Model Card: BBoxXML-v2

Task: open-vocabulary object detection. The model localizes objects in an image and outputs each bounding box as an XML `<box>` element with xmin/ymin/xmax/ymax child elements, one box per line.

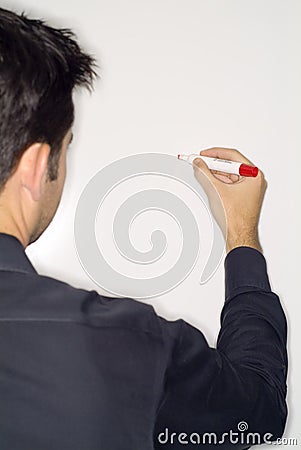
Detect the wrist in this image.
<box><xmin>226</xmin><ymin>228</ymin><xmax>262</xmax><ymax>254</ymax></box>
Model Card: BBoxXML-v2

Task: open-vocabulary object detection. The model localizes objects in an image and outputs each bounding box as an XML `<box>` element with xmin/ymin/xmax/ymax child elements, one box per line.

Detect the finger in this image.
<box><xmin>194</xmin><ymin>160</ymin><xmax>241</xmax><ymax>185</ymax></box>
<box><xmin>211</xmin><ymin>169</ymin><xmax>240</xmax><ymax>181</ymax></box>
<box><xmin>192</xmin><ymin>158</ymin><xmax>219</xmax><ymax>194</ymax></box>
<box><xmin>211</xmin><ymin>172</ymin><xmax>240</xmax><ymax>184</ymax></box>
<box><xmin>199</xmin><ymin>147</ymin><xmax>254</xmax><ymax>166</ymax></box>
<box><xmin>192</xmin><ymin>157</ymin><xmax>218</xmax><ymax>184</ymax></box>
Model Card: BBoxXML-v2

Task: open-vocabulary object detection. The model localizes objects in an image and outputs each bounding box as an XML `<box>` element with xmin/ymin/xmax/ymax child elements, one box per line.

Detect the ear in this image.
<box><xmin>19</xmin><ymin>143</ymin><xmax>51</xmax><ymax>202</ymax></box>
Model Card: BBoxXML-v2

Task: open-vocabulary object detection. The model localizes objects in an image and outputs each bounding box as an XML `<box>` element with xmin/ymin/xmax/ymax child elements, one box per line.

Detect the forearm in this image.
<box><xmin>219</xmin><ymin>247</ymin><xmax>287</xmax><ymax>360</ymax></box>
<box><xmin>217</xmin><ymin>247</ymin><xmax>288</xmax><ymax>426</ymax></box>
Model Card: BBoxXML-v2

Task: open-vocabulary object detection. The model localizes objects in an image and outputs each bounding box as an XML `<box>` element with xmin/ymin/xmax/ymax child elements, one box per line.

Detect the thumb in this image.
<box><xmin>193</xmin><ymin>157</ymin><xmax>218</xmax><ymax>186</ymax></box>
<box><xmin>192</xmin><ymin>157</ymin><xmax>227</xmax><ymax>236</ymax></box>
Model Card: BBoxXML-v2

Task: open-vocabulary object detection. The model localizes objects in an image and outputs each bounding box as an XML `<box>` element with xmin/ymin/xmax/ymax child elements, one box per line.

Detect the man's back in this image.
<box><xmin>0</xmin><ymin>234</ymin><xmax>171</xmax><ymax>449</ymax></box>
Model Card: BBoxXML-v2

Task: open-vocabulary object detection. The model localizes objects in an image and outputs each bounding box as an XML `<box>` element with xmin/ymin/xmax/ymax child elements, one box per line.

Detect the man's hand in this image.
<box><xmin>193</xmin><ymin>148</ymin><xmax>267</xmax><ymax>254</ymax></box>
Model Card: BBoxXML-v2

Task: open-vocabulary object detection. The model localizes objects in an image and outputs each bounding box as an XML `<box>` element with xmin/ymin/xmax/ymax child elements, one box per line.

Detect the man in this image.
<box><xmin>0</xmin><ymin>7</ymin><xmax>287</xmax><ymax>450</ymax></box>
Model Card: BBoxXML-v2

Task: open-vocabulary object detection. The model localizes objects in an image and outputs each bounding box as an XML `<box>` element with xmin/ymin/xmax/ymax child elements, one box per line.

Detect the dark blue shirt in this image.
<box><xmin>0</xmin><ymin>233</ymin><xmax>287</xmax><ymax>449</ymax></box>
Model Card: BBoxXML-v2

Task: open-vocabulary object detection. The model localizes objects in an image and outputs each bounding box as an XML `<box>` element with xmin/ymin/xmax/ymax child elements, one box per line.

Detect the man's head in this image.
<box><xmin>0</xmin><ymin>8</ymin><xmax>96</xmax><ymax>245</ymax></box>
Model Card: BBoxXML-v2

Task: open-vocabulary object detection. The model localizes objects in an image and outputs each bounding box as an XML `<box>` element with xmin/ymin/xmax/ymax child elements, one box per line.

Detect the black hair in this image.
<box><xmin>0</xmin><ymin>7</ymin><xmax>97</xmax><ymax>189</ymax></box>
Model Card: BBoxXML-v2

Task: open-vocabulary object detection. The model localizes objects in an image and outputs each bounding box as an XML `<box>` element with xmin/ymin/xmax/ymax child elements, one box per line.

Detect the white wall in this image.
<box><xmin>3</xmin><ymin>0</ymin><xmax>300</xmax><ymax>446</ymax></box>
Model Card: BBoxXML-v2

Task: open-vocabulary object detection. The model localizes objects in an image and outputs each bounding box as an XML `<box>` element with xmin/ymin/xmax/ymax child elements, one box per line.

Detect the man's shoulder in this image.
<box><xmin>2</xmin><ymin>269</ymin><xmax>163</xmax><ymax>336</ymax></box>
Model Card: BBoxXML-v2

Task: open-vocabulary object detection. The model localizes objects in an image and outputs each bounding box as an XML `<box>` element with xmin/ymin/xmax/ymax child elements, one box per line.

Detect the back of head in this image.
<box><xmin>0</xmin><ymin>7</ymin><xmax>97</xmax><ymax>191</ymax></box>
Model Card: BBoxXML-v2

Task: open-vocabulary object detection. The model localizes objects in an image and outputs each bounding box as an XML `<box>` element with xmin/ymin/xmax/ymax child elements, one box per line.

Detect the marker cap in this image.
<box><xmin>239</xmin><ymin>164</ymin><xmax>259</xmax><ymax>177</ymax></box>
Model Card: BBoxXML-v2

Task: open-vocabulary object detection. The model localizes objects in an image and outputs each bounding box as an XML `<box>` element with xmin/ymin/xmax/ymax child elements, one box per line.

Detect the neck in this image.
<box><xmin>0</xmin><ymin>204</ymin><xmax>30</xmax><ymax>249</ymax></box>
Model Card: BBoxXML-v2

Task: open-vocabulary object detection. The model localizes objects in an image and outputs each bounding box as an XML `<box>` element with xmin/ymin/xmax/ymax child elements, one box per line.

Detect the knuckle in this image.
<box><xmin>257</xmin><ymin>169</ymin><xmax>265</xmax><ymax>180</ymax></box>
<box><xmin>229</xmin><ymin>148</ymin><xmax>242</xmax><ymax>155</ymax></box>
<box><xmin>257</xmin><ymin>170</ymin><xmax>267</xmax><ymax>188</ymax></box>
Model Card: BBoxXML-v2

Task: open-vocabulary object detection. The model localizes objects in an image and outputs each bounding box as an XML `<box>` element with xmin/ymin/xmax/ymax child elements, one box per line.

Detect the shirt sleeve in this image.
<box><xmin>154</xmin><ymin>247</ymin><xmax>288</xmax><ymax>449</ymax></box>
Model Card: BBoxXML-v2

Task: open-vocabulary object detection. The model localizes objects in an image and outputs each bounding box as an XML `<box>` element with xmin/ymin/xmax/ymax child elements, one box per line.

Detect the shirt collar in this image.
<box><xmin>0</xmin><ymin>232</ymin><xmax>37</xmax><ymax>275</ymax></box>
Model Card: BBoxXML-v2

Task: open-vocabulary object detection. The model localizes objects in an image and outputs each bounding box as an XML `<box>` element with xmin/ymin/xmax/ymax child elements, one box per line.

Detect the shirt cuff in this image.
<box><xmin>224</xmin><ymin>246</ymin><xmax>271</xmax><ymax>302</ymax></box>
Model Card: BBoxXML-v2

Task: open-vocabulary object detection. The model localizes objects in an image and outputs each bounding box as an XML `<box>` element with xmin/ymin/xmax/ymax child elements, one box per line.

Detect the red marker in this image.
<box><xmin>177</xmin><ymin>154</ymin><xmax>258</xmax><ymax>177</ymax></box>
